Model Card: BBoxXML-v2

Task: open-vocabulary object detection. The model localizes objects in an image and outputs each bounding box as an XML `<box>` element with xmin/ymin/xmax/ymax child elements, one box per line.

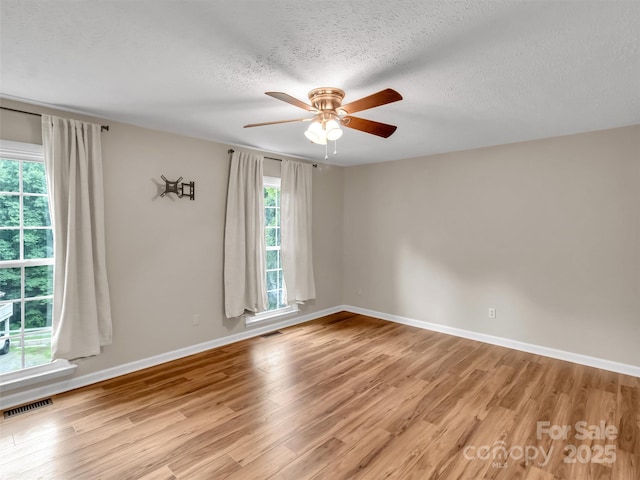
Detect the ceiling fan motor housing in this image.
<box><xmin>308</xmin><ymin>87</ymin><xmax>345</xmax><ymax>113</ymax></box>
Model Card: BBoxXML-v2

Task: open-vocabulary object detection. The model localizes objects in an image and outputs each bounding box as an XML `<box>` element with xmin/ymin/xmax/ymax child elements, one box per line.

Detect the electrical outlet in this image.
<box><xmin>192</xmin><ymin>313</ymin><xmax>200</xmax><ymax>326</ymax></box>
<box><xmin>488</xmin><ymin>308</ymin><xmax>496</xmax><ymax>319</ymax></box>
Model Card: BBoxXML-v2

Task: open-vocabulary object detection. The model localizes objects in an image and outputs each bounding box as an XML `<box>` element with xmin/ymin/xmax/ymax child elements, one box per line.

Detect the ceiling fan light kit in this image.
<box><xmin>324</xmin><ymin>118</ymin><xmax>343</xmax><ymax>141</ymax></box>
<box><xmin>244</xmin><ymin>87</ymin><xmax>403</xmax><ymax>158</ymax></box>
<box><xmin>304</xmin><ymin>111</ymin><xmax>344</xmax><ymax>145</ymax></box>
<box><xmin>304</xmin><ymin>119</ymin><xmax>327</xmax><ymax>145</ymax></box>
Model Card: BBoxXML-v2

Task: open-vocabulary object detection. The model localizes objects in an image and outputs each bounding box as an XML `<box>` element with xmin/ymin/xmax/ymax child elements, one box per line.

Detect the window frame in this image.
<box><xmin>0</xmin><ymin>140</ymin><xmax>54</xmax><ymax>372</ymax></box>
<box><xmin>245</xmin><ymin>175</ymin><xmax>298</xmax><ymax>325</ymax></box>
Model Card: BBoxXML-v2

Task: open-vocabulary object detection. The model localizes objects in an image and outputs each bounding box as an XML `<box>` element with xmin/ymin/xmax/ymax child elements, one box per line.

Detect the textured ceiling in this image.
<box><xmin>1</xmin><ymin>1</ymin><xmax>639</xmax><ymax>166</ymax></box>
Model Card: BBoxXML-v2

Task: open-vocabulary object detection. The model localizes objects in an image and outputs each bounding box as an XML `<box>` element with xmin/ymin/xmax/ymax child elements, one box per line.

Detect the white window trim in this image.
<box><xmin>0</xmin><ymin>140</ymin><xmax>44</xmax><ymax>160</ymax></box>
<box><xmin>0</xmin><ymin>358</ymin><xmax>76</xmax><ymax>391</ymax></box>
<box><xmin>0</xmin><ymin>139</ymin><xmax>77</xmax><ymax>386</ymax></box>
<box><xmin>263</xmin><ymin>175</ymin><xmax>280</xmax><ymax>188</ymax></box>
<box><xmin>244</xmin><ymin>303</ymin><xmax>299</xmax><ymax>326</ymax></box>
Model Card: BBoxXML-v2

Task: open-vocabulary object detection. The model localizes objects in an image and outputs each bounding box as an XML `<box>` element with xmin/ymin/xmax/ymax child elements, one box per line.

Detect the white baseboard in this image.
<box><xmin>0</xmin><ymin>305</ymin><xmax>343</xmax><ymax>410</ymax></box>
<box><xmin>3</xmin><ymin>303</ymin><xmax>637</xmax><ymax>410</ymax></box>
<box><xmin>342</xmin><ymin>305</ymin><xmax>640</xmax><ymax>378</ymax></box>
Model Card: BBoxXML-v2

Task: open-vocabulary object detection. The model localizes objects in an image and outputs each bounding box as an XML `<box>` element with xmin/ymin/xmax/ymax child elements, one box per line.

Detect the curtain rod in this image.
<box><xmin>227</xmin><ymin>149</ymin><xmax>317</xmax><ymax>168</ymax></box>
<box><xmin>1</xmin><ymin>106</ymin><xmax>110</xmax><ymax>132</ymax></box>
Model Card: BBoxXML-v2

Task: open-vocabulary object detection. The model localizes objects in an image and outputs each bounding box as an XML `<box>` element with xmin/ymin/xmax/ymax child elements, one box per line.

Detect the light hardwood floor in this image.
<box><xmin>1</xmin><ymin>312</ymin><xmax>638</xmax><ymax>479</ymax></box>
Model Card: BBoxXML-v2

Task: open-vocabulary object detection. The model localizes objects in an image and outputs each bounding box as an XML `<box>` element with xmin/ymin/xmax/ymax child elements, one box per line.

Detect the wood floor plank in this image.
<box><xmin>347</xmin><ymin>419</ymin><xmax>439</xmax><ymax>479</ymax></box>
<box><xmin>1</xmin><ymin>312</ymin><xmax>637</xmax><ymax>479</ymax></box>
<box><xmin>331</xmin><ymin>382</ymin><xmax>400</xmax><ymax>445</ymax></box>
<box><xmin>310</xmin><ymin>427</ymin><xmax>393</xmax><ymax>480</ymax></box>
<box><xmin>224</xmin><ymin>444</ymin><xmax>296</xmax><ymax>480</ymax></box>
<box><xmin>137</xmin><ymin>465</ymin><xmax>179</xmax><ymax>480</ymax></box>
<box><xmin>619</xmin><ymin>384</ymin><xmax>640</xmax><ymax>455</ymax></box>
<box><xmin>226</xmin><ymin>381</ymin><xmax>360</xmax><ymax>465</ymax></box>
<box><xmin>271</xmin><ymin>436</ymin><xmax>348</xmax><ymax>480</ymax></box>
<box><xmin>169</xmin><ymin>453</ymin><xmax>240</xmax><ymax>480</ymax></box>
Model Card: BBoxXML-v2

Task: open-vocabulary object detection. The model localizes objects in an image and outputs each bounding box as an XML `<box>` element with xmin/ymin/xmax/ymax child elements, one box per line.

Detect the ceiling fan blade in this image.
<box><xmin>244</xmin><ymin>118</ymin><xmax>311</xmax><ymax>128</ymax></box>
<box><xmin>339</xmin><ymin>88</ymin><xmax>403</xmax><ymax>115</ymax></box>
<box><xmin>342</xmin><ymin>116</ymin><xmax>397</xmax><ymax>138</ymax></box>
<box><xmin>265</xmin><ymin>92</ymin><xmax>316</xmax><ymax>112</ymax></box>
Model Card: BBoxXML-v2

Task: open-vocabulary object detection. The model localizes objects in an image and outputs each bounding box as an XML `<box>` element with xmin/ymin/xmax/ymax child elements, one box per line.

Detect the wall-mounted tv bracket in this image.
<box><xmin>160</xmin><ymin>175</ymin><xmax>195</xmax><ymax>201</ymax></box>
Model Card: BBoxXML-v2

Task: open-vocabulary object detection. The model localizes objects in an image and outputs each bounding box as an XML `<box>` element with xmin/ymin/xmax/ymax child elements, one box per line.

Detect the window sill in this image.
<box><xmin>245</xmin><ymin>304</ymin><xmax>299</xmax><ymax>326</ymax></box>
<box><xmin>0</xmin><ymin>359</ymin><xmax>77</xmax><ymax>392</ymax></box>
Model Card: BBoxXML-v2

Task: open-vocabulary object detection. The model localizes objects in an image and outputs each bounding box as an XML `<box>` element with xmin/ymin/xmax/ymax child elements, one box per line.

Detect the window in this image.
<box><xmin>246</xmin><ymin>176</ymin><xmax>297</xmax><ymax>324</ymax></box>
<box><xmin>264</xmin><ymin>176</ymin><xmax>287</xmax><ymax>311</ymax></box>
<box><xmin>0</xmin><ymin>141</ymin><xmax>53</xmax><ymax>374</ymax></box>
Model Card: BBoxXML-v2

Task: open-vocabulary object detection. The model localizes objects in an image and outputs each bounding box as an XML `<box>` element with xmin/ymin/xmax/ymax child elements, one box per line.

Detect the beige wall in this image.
<box><xmin>0</xmin><ymin>99</ymin><xmax>344</xmax><ymax>386</ymax></box>
<box><xmin>344</xmin><ymin>125</ymin><xmax>640</xmax><ymax>366</ymax></box>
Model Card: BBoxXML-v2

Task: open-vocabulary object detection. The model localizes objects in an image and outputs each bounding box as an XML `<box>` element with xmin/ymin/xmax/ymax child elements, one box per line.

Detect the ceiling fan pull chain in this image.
<box><xmin>333</xmin><ymin>140</ymin><xmax>338</xmax><ymax>155</ymax></box>
<box><xmin>324</xmin><ymin>141</ymin><xmax>328</xmax><ymax>160</ymax></box>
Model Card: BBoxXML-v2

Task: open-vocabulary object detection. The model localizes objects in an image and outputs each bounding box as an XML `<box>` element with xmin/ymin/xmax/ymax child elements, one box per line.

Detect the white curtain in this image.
<box><xmin>42</xmin><ymin>115</ymin><xmax>112</xmax><ymax>360</ymax></box>
<box><xmin>281</xmin><ymin>159</ymin><xmax>316</xmax><ymax>304</ymax></box>
<box><xmin>224</xmin><ymin>151</ymin><xmax>267</xmax><ymax>317</ymax></box>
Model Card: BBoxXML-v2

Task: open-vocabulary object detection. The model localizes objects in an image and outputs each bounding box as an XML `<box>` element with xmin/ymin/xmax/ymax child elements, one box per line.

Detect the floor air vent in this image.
<box><xmin>3</xmin><ymin>398</ymin><xmax>53</xmax><ymax>418</ymax></box>
<box><xmin>261</xmin><ymin>330</ymin><xmax>283</xmax><ymax>338</ymax></box>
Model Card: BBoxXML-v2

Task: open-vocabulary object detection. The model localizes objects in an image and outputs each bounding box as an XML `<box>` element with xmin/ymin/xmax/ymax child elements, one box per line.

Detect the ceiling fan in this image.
<box><xmin>244</xmin><ymin>87</ymin><xmax>403</xmax><ymax>146</ymax></box>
